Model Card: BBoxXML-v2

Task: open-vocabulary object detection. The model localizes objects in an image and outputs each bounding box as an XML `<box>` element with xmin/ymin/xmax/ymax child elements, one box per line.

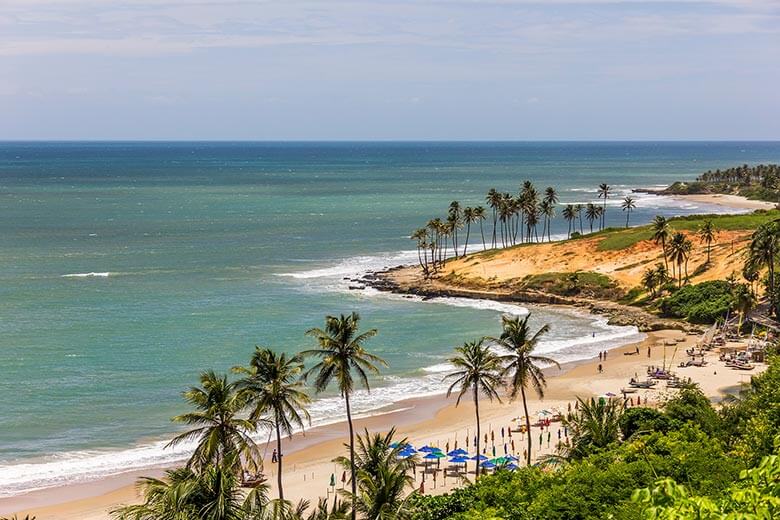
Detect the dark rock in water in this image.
<box><xmin>348</xmin><ymin>285</ymin><xmax>366</xmax><ymax>290</ymax></box>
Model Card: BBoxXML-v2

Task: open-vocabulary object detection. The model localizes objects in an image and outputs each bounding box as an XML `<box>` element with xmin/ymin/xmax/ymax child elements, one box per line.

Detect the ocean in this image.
<box><xmin>1</xmin><ymin>141</ymin><xmax>779</xmax><ymax>496</ymax></box>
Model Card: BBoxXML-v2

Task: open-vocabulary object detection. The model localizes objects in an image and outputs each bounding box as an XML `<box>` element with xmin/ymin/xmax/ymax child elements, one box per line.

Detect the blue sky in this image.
<box><xmin>1</xmin><ymin>0</ymin><xmax>778</xmax><ymax>140</ymax></box>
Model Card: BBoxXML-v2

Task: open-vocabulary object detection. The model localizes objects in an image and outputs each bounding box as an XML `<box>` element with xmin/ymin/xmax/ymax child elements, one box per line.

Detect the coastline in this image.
<box><xmin>3</xmin><ymin>328</ymin><xmax>765</xmax><ymax>519</ymax></box>
<box><xmin>2</xmin><ymin>191</ymin><xmax>771</xmax><ymax>519</ymax></box>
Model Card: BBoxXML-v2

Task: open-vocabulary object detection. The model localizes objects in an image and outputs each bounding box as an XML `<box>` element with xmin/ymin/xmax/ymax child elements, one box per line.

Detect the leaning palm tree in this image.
<box><xmin>334</xmin><ymin>428</ymin><xmax>416</xmax><ymax>520</ymax></box>
<box><xmin>621</xmin><ymin>196</ymin><xmax>636</xmax><ymax>228</ymax></box>
<box><xmin>561</xmin><ymin>397</ymin><xmax>624</xmax><ymax>460</ymax></box>
<box><xmin>112</xmin><ymin>453</ymin><xmax>270</xmax><ymax>520</ymax></box>
<box><xmin>443</xmin><ymin>339</ymin><xmax>504</xmax><ymax>477</ymax></box>
<box><xmin>652</xmin><ymin>215</ymin><xmax>670</xmax><ymax>271</ymax></box>
<box><xmin>597</xmin><ymin>183</ymin><xmax>611</xmax><ymax>228</ymax></box>
<box><xmin>234</xmin><ymin>348</ymin><xmax>311</xmax><ymax>502</ymax></box>
<box><xmin>488</xmin><ymin>314</ymin><xmax>559</xmax><ymax>466</ymax></box>
<box><xmin>698</xmin><ymin>220</ymin><xmax>717</xmax><ymax>264</ymax></box>
<box><xmin>302</xmin><ymin>313</ymin><xmax>387</xmax><ymax>520</ymax></box>
<box><xmin>167</xmin><ymin>371</ymin><xmax>260</xmax><ymax>473</ymax></box>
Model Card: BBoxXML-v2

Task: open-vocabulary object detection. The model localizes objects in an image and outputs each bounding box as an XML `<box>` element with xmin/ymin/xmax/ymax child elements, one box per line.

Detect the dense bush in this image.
<box><xmin>619</xmin><ymin>407</ymin><xmax>670</xmax><ymax>439</ymax></box>
<box><xmin>659</xmin><ymin>280</ymin><xmax>734</xmax><ymax>323</ymax></box>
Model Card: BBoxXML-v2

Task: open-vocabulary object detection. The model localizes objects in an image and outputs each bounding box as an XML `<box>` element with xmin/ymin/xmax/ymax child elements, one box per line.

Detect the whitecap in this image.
<box><xmin>61</xmin><ymin>272</ymin><xmax>111</xmax><ymax>278</ymax></box>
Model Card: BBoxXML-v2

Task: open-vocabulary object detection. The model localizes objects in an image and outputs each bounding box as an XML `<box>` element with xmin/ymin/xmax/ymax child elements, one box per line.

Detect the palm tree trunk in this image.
<box><xmin>345</xmin><ymin>393</ymin><xmax>357</xmax><ymax>520</ymax></box>
<box><xmin>480</xmin><ymin>221</ymin><xmax>486</xmax><ymax>251</ymax></box>
<box><xmin>662</xmin><ymin>238</ymin><xmax>668</xmax><ymax>270</ymax></box>
<box><xmin>463</xmin><ymin>223</ymin><xmax>471</xmax><ymax>256</ymax></box>
<box><xmin>275</xmin><ymin>421</ymin><xmax>284</xmax><ymax>501</ymax></box>
<box><xmin>626</xmin><ymin>211</ymin><xmax>629</xmax><ymax>228</ymax></box>
<box><xmin>521</xmin><ymin>386</ymin><xmax>532</xmax><ymax>466</ymax></box>
<box><xmin>707</xmin><ymin>242</ymin><xmax>711</xmax><ymax>264</ymax></box>
<box><xmin>492</xmin><ymin>213</ymin><xmax>497</xmax><ymax>248</ymax></box>
<box><xmin>474</xmin><ymin>386</ymin><xmax>481</xmax><ymax>478</ymax></box>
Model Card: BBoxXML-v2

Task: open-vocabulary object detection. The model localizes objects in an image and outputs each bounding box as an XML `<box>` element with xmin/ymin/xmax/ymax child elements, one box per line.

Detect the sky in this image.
<box><xmin>0</xmin><ymin>0</ymin><xmax>778</xmax><ymax>140</ymax></box>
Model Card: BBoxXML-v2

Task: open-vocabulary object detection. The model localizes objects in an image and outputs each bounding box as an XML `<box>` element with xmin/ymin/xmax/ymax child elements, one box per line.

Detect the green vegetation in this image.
<box><xmin>513</xmin><ymin>271</ymin><xmax>620</xmax><ymax>299</ymax></box>
<box><xmin>597</xmin><ymin>210</ymin><xmax>780</xmax><ymax>251</ymax></box>
<box><xmin>411</xmin><ymin>182</ymin><xmax>612</xmax><ymax>277</ymax></box>
<box><xmin>409</xmin><ymin>367</ymin><xmax>780</xmax><ymax>520</ymax></box>
<box><xmin>658</xmin><ymin>280</ymin><xmax>735</xmax><ymax>324</ymax></box>
<box><xmin>488</xmin><ymin>314</ymin><xmax>558</xmax><ymax>466</ymax></box>
<box><xmin>664</xmin><ymin>164</ymin><xmax>780</xmax><ymax>203</ymax></box>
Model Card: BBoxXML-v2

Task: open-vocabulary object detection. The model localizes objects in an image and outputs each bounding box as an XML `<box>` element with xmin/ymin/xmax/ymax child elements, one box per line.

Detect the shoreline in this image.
<box><xmin>3</xmin><ymin>191</ymin><xmax>771</xmax><ymax>518</ymax></box>
<box><xmin>4</xmin><ymin>328</ymin><xmax>764</xmax><ymax>519</ymax></box>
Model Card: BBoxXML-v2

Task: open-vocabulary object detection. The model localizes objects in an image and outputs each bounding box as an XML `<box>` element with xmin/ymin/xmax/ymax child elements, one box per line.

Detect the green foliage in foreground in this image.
<box><xmin>409</xmin><ymin>358</ymin><xmax>780</xmax><ymax>520</ymax></box>
<box><xmin>596</xmin><ymin>210</ymin><xmax>780</xmax><ymax>251</ymax></box>
<box><xmin>658</xmin><ymin>280</ymin><xmax>735</xmax><ymax>324</ymax></box>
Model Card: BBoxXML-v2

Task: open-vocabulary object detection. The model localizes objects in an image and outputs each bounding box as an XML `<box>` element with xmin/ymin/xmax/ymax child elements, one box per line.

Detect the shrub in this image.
<box><xmin>659</xmin><ymin>280</ymin><xmax>734</xmax><ymax>323</ymax></box>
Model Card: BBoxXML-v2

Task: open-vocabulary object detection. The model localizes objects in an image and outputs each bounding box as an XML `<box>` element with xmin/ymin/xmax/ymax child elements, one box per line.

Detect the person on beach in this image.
<box><xmin>598</xmin><ymin>363</ymin><xmax>603</xmax><ymax>373</ymax></box>
<box><xmin>539</xmin><ymin>432</ymin><xmax>543</xmax><ymax>447</ymax></box>
<box><xmin>636</xmin><ymin>345</ymin><xmax>640</xmax><ymax>354</ymax></box>
<box><xmin>599</xmin><ymin>351</ymin><xmax>602</xmax><ymax>361</ymax></box>
<box><xmin>271</xmin><ymin>449</ymin><xmax>278</xmax><ymax>463</ymax></box>
<box><xmin>648</xmin><ymin>346</ymin><xmax>651</xmax><ymax>358</ymax></box>
<box><xmin>547</xmin><ymin>431</ymin><xmax>551</xmax><ymax>446</ymax></box>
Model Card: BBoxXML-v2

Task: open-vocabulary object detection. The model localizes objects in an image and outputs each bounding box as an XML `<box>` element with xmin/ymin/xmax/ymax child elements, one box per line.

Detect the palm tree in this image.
<box><xmin>462</xmin><ymin>206</ymin><xmax>476</xmax><ymax>256</ymax></box>
<box><xmin>666</xmin><ymin>232</ymin><xmax>691</xmax><ymax>286</ymax></box>
<box><xmin>641</xmin><ymin>267</ymin><xmax>658</xmax><ymax>299</ymax></box>
<box><xmin>334</xmin><ymin>428</ymin><xmax>416</xmax><ymax>520</ymax></box>
<box><xmin>473</xmin><ymin>205</ymin><xmax>487</xmax><ymax>251</ymax></box>
<box><xmin>621</xmin><ymin>196</ymin><xmax>636</xmax><ymax>228</ymax></box>
<box><xmin>597</xmin><ymin>183</ymin><xmax>611</xmax><ymax>229</ymax></box>
<box><xmin>234</xmin><ymin>348</ymin><xmax>311</xmax><ymax>502</ymax></box>
<box><xmin>112</xmin><ymin>455</ymin><xmax>270</xmax><ymax>520</ymax></box>
<box><xmin>443</xmin><ymin>339</ymin><xmax>504</xmax><ymax>477</ymax></box>
<box><xmin>698</xmin><ymin>220</ymin><xmax>717</xmax><ymax>264</ymax></box>
<box><xmin>539</xmin><ymin>200</ymin><xmax>556</xmax><ymax>242</ymax></box>
<box><xmin>746</xmin><ymin>220</ymin><xmax>780</xmax><ymax>318</ymax></box>
<box><xmin>732</xmin><ymin>284</ymin><xmax>755</xmax><ymax>331</ymax></box>
<box><xmin>574</xmin><ymin>204</ymin><xmax>584</xmax><ymax>234</ymax></box>
<box><xmin>562</xmin><ymin>204</ymin><xmax>575</xmax><ymax>239</ymax></box>
<box><xmin>486</xmin><ymin>189</ymin><xmax>502</xmax><ymax>249</ymax></box>
<box><xmin>302</xmin><ymin>313</ymin><xmax>387</xmax><ymax>520</ymax></box>
<box><xmin>652</xmin><ymin>215</ymin><xmax>670</xmax><ymax>271</ymax></box>
<box><xmin>167</xmin><ymin>371</ymin><xmax>260</xmax><ymax>473</ymax></box>
<box><xmin>595</xmin><ymin>206</ymin><xmax>604</xmax><ymax>231</ymax></box>
<box><xmin>448</xmin><ymin>201</ymin><xmax>462</xmax><ymax>257</ymax></box>
<box><xmin>410</xmin><ymin>228</ymin><xmax>429</xmax><ymax>276</ymax></box>
<box><xmin>562</xmin><ymin>397</ymin><xmax>624</xmax><ymax>460</ymax></box>
<box><xmin>585</xmin><ymin>203</ymin><xmax>598</xmax><ymax>233</ymax></box>
<box><xmin>488</xmin><ymin>314</ymin><xmax>559</xmax><ymax>466</ymax></box>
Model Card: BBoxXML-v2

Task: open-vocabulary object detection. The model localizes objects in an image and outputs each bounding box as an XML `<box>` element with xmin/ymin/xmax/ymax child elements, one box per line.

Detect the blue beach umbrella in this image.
<box><xmin>448</xmin><ymin>448</ymin><xmax>468</xmax><ymax>457</ymax></box>
<box><xmin>506</xmin><ymin>455</ymin><xmax>519</xmax><ymax>462</ymax></box>
<box><xmin>471</xmin><ymin>454</ymin><xmax>488</xmax><ymax>461</ymax></box>
<box><xmin>506</xmin><ymin>463</ymin><xmax>519</xmax><ymax>471</ymax></box>
<box><xmin>419</xmin><ymin>445</ymin><xmax>438</xmax><ymax>453</ymax></box>
<box><xmin>449</xmin><ymin>456</ymin><xmax>469</xmax><ymax>464</ymax></box>
<box><xmin>481</xmin><ymin>461</ymin><xmax>496</xmax><ymax>469</ymax></box>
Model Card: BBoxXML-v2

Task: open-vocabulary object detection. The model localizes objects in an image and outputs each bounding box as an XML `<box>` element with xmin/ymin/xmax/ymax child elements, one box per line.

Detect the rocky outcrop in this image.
<box><xmin>361</xmin><ymin>266</ymin><xmax>701</xmax><ymax>334</ymax></box>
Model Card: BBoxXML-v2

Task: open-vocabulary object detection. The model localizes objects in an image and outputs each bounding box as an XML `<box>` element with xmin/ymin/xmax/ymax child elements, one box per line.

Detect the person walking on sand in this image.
<box><xmin>539</xmin><ymin>432</ymin><xmax>543</xmax><ymax>447</ymax></box>
<box><xmin>598</xmin><ymin>363</ymin><xmax>603</xmax><ymax>373</ymax></box>
<box><xmin>271</xmin><ymin>449</ymin><xmax>278</xmax><ymax>463</ymax></box>
<box><xmin>598</xmin><ymin>351</ymin><xmax>602</xmax><ymax>361</ymax></box>
<box><xmin>547</xmin><ymin>431</ymin><xmax>551</xmax><ymax>447</ymax></box>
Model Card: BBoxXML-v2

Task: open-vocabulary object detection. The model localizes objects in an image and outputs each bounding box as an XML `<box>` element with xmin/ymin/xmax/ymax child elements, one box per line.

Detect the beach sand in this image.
<box><xmin>670</xmin><ymin>193</ymin><xmax>777</xmax><ymax>211</ymax></box>
<box><xmin>2</xmin><ymin>329</ymin><xmax>764</xmax><ymax>520</ymax></box>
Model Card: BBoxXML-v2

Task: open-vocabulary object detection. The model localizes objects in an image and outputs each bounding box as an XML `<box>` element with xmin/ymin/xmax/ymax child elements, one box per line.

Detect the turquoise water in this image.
<box><xmin>1</xmin><ymin>141</ymin><xmax>779</xmax><ymax>495</ymax></box>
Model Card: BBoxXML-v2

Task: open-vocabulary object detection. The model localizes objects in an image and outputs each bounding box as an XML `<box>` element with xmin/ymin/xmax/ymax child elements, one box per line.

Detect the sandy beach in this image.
<box><xmin>670</xmin><ymin>193</ymin><xmax>777</xmax><ymax>211</ymax></box>
<box><xmin>2</xmin><ymin>328</ymin><xmax>764</xmax><ymax>520</ymax></box>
